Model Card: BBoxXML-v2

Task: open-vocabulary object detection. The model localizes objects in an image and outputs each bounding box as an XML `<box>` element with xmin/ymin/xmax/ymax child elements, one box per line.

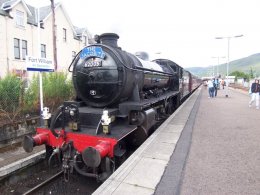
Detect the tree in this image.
<box><xmin>230</xmin><ymin>71</ymin><xmax>249</xmax><ymax>81</ymax></box>
<box><xmin>249</xmin><ymin>67</ymin><xmax>255</xmax><ymax>79</ymax></box>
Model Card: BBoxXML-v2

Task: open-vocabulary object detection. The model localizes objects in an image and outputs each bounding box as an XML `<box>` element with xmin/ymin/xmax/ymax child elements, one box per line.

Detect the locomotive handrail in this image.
<box><xmin>69</xmin><ymin>45</ymin><xmax>174</xmax><ymax>76</ymax></box>
<box><xmin>135</xmin><ymin>66</ymin><xmax>174</xmax><ymax>76</ymax></box>
<box><xmin>49</xmin><ymin>106</ymin><xmax>63</xmax><ymax>137</ymax></box>
<box><xmin>83</xmin><ymin>81</ymin><xmax>122</xmax><ymax>84</ymax></box>
<box><xmin>112</xmin><ymin>49</ymin><xmax>175</xmax><ymax>76</ymax></box>
<box><xmin>100</xmin><ymin>44</ymin><xmax>175</xmax><ymax>76</ymax></box>
<box><xmin>68</xmin><ymin>49</ymin><xmax>82</xmax><ymax>72</ymax></box>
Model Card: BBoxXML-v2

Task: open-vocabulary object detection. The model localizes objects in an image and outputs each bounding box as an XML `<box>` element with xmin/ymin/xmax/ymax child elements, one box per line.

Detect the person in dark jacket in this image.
<box><xmin>249</xmin><ymin>79</ymin><xmax>260</xmax><ymax>109</ymax></box>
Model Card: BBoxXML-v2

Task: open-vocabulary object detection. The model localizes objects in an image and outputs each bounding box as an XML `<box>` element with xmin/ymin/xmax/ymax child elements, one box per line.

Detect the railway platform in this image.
<box><xmin>93</xmin><ymin>86</ymin><xmax>260</xmax><ymax>195</ymax></box>
<box><xmin>0</xmin><ymin>144</ymin><xmax>45</xmax><ymax>178</ymax></box>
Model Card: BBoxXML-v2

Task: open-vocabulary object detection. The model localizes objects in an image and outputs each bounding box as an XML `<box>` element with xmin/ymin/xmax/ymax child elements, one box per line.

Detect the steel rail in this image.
<box><xmin>22</xmin><ymin>170</ymin><xmax>64</xmax><ymax>195</ymax></box>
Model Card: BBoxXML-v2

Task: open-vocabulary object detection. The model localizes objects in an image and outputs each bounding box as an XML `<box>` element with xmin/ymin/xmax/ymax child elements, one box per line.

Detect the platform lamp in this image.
<box><xmin>215</xmin><ymin>34</ymin><xmax>243</xmax><ymax>97</ymax></box>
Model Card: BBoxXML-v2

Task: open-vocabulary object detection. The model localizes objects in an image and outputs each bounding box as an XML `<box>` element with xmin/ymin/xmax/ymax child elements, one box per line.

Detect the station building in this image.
<box><xmin>0</xmin><ymin>0</ymin><xmax>93</xmax><ymax>80</ymax></box>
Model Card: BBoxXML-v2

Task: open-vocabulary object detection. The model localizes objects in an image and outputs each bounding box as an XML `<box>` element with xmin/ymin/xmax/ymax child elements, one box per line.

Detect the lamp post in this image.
<box><xmin>50</xmin><ymin>0</ymin><xmax>57</xmax><ymax>70</ymax></box>
<box><xmin>211</xmin><ymin>56</ymin><xmax>226</xmax><ymax>78</ymax></box>
<box><xmin>215</xmin><ymin>34</ymin><xmax>243</xmax><ymax>97</ymax></box>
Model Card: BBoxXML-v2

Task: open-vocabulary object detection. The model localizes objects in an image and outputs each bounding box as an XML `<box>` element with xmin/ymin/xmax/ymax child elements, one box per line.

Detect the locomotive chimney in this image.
<box><xmin>98</xmin><ymin>33</ymin><xmax>119</xmax><ymax>47</ymax></box>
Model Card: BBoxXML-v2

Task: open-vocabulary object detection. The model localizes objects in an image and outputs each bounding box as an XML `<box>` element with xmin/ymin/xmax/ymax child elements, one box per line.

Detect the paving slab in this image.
<box><xmin>142</xmin><ymin>141</ymin><xmax>175</xmax><ymax>161</ymax></box>
<box><xmin>112</xmin><ymin>182</ymin><xmax>154</xmax><ymax>195</ymax></box>
<box><xmin>123</xmin><ymin>157</ymin><xmax>167</xmax><ymax>189</ymax></box>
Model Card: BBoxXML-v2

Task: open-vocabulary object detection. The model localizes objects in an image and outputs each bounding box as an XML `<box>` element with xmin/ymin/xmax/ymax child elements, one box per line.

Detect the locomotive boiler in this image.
<box><xmin>72</xmin><ymin>33</ymin><xmax>175</xmax><ymax>108</ymax></box>
<box><xmin>23</xmin><ymin>33</ymin><xmax>198</xmax><ymax>181</ymax></box>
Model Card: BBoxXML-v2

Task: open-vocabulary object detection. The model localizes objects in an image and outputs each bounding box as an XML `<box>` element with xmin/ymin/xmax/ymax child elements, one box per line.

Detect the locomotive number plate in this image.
<box><xmin>84</xmin><ymin>59</ymin><xmax>102</xmax><ymax>67</ymax></box>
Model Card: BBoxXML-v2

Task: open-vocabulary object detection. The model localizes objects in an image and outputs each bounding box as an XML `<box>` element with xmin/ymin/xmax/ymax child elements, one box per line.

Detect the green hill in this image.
<box><xmin>187</xmin><ymin>53</ymin><xmax>260</xmax><ymax>77</ymax></box>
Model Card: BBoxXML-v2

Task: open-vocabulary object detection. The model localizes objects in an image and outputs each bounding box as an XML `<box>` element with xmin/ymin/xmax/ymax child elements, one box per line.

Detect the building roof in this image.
<box><xmin>0</xmin><ymin>0</ymin><xmax>55</xmax><ymax>25</ymax></box>
<box><xmin>1</xmin><ymin>0</ymin><xmax>17</xmax><ymax>10</ymax></box>
<box><xmin>0</xmin><ymin>0</ymin><xmax>92</xmax><ymax>40</ymax></box>
<box><xmin>74</xmin><ymin>26</ymin><xmax>95</xmax><ymax>44</ymax></box>
<box><xmin>1</xmin><ymin>0</ymin><xmax>31</xmax><ymax>15</ymax></box>
<box><xmin>0</xmin><ymin>0</ymin><xmax>11</xmax><ymax>15</ymax></box>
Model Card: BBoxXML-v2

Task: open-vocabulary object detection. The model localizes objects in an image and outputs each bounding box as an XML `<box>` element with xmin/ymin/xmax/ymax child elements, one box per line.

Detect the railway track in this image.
<box><xmin>0</xmin><ymin>156</ymin><xmax>102</xmax><ymax>195</ymax></box>
<box><xmin>22</xmin><ymin>171</ymin><xmax>63</xmax><ymax>195</ymax></box>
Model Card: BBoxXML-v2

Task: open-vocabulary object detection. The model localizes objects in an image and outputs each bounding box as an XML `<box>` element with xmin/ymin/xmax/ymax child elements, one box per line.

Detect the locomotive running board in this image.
<box><xmin>119</xmin><ymin>91</ymin><xmax>180</xmax><ymax>115</ymax></box>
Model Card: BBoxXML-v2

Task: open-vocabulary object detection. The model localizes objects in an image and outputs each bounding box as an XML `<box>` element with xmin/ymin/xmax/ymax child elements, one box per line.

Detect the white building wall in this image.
<box><xmin>0</xmin><ymin>16</ymin><xmax>7</xmax><ymax>78</ymax></box>
<box><xmin>11</xmin><ymin>3</ymin><xmax>33</xmax><ymax>72</ymax></box>
<box><xmin>40</xmin><ymin>5</ymin><xmax>86</xmax><ymax>72</ymax></box>
<box><xmin>0</xmin><ymin>2</ymin><xmax>90</xmax><ymax>79</ymax></box>
<box><xmin>53</xmin><ymin>6</ymin><xmax>79</xmax><ymax>71</ymax></box>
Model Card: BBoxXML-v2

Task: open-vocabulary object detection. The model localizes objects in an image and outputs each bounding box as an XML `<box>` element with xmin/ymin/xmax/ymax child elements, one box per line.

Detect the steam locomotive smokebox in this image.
<box><xmin>98</xmin><ymin>33</ymin><xmax>119</xmax><ymax>47</ymax></box>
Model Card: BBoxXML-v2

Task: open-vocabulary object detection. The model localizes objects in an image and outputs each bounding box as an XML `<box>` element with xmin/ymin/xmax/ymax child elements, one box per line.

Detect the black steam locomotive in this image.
<box><xmin>23</xmin><ymin>33</ymin><xmax>201</xmax><ymax>181</ymax></box>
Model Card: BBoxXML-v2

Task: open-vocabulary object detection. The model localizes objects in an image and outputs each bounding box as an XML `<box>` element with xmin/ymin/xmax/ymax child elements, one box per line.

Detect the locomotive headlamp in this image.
<box><xmin>67</xmin><ymin>106</ymin><xmax>79</xmax><ymax>131</ymax></box>
<box><xmin>42</xmin><ymin>107</ymin><xmax>51</xmax><ymax>119</ymax></box>
<box><xmin>101</xmin><ymin>110</ymin><xmax>111</xmax><ymax>134</ymax></box>
<box><xmin>42</xmin><ymin>107</ymin><xmax>51</xmax><ymax>127</ymax></box>
<box><xmin>69</xmin><ymin>107</ymin><xmax>77</xmax><ymax>117</ymax></box>
<box><xmin>69</xmin><ymin>110</ymin><xmax>75</xmax><ymax>116</ymax></box>
<box><xmin>101</xmin><ymin>110</ymin><xmax>115</xmax><ymax>134</ymax></box>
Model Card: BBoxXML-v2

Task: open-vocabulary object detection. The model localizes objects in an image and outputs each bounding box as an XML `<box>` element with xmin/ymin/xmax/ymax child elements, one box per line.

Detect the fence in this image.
<box><xmin>0</xmin><ymin>72</ymin><xmax>74</xmax><ymax>126</ymax></box>
<box><xmin>0</xmin><ymin>75</ymin><xmax>24</xmax><ymax>125</ymax></box>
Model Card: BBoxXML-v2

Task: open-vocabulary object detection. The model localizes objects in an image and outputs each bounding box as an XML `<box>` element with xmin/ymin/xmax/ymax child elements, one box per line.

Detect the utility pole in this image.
<box><xmin>215</xmin><ymin>34</ymin><xmax>243</xmax><ymax>97</ymax></box>
<box><xmin>50</xmin><ymin>0</ymin><xmax>57</xmax><ymax>70</ymax></box>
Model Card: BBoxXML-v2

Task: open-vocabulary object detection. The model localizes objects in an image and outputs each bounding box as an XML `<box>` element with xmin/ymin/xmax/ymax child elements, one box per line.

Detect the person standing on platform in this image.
<box><xmin>213</xmin><ymin>78</ymin><xmax>219</xmax><ymax>97</ymax></box>
<box><xmin>249</xmin><ymin>79</ymin><xmax>260</xmax><ymax>109</ymax></box>
<box><xmin>207</xmin><ymin>79</ymin><xmax>214</xmax><ymax>98</ymax></box>
<box><xmin>221</xmin><ymin>79</ymin><xmax>225</xmax><ymax>89</ymax></box>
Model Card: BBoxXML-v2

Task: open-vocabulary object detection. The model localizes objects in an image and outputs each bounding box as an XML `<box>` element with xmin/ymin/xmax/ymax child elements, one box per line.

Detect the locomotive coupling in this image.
<box><xmin>82</xmin><ymin>141</ymin><xmax>111</xmax><ymax>168</ymax></box>
<box><xmin>23</xmin><ymin>133</ymin><xmax>49</xmax><ymax>153</ymax></box>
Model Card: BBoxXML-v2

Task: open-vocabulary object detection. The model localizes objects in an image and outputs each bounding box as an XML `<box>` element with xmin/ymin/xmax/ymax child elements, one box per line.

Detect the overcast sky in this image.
<box><xmin>25</xmin><ymin>0</ymin><xmax>260</xmax><ymax>68</ymax></box>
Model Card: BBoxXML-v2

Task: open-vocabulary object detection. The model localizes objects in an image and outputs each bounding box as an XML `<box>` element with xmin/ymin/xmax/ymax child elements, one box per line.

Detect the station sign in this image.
<box><xmin>26</xmin><ymin>56</ymin><xmax>54</xmax><ymax>72</ymax></box>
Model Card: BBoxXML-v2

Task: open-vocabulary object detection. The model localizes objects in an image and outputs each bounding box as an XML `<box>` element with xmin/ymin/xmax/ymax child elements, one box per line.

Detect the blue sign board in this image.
<box><xmin>80</xmin><ymin>46</ymin><xmax>106</xmax><ymax>59</ymax></box>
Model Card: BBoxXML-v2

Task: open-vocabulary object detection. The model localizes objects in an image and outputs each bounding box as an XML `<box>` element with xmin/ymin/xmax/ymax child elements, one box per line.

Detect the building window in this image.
<box><xmin>14</xmin><ymin>38</ymin><xmax>20</xmax><ymax>59</ymax></box>
<box><xmin>22</xmin><ymin>40</ymin><xmax>27</xmax><ymax>60</ymax></box>
<box><xmin>15</xmin><ymin>10</ymin><xmax>24</xmax><ymax>27</ymax></box>
<box><xmin>63</xmin><ymin>28</ymin><xmax>67</xmax><ymax>42</ymax></box>
<box><xmin>41</xmin><ymin>44</ymin><xmax>46</xmax><ymax>58</ymax></box>
<box><xmin>72</xmin><ymin>51</ymin><xmax>76</xmax><ymax>60</ymax></box>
